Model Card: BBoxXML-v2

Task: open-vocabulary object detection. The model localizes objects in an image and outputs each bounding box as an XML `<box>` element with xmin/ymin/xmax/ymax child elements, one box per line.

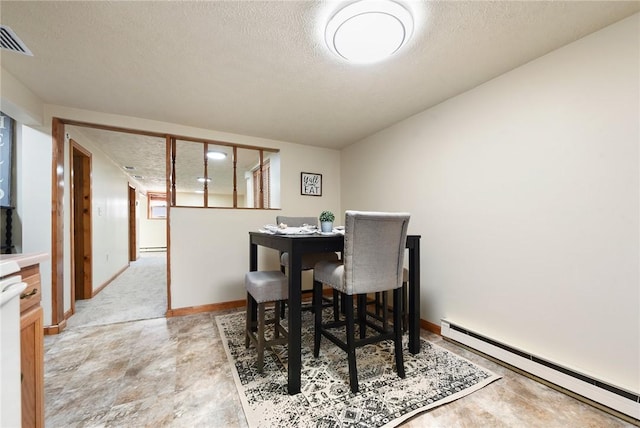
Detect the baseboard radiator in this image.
<box><xmin>140</xmin><ymin>246</ymin><xmax>167</xmax><ymax>253</ymax></box>
<box><xmin>441</xmin><ymin>319</ymin><xmax>640</xmax><ymax>421</ymax></box>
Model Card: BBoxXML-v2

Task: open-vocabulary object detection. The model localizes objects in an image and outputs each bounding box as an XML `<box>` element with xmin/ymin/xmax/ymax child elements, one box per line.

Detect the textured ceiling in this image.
<box><xmin>2</xmin><ymin>1</ymin><xmax>639</xmax><ymax>191</ymax></box>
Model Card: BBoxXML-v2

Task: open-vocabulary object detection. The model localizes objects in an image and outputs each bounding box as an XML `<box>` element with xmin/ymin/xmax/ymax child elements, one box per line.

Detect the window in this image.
<box><xmin>169</xmin><ymin>138</ymin><xmax>279</xmax><ymax>209</ymax></box>
<box><xmin>148</xmin><ymin>192</ymin><xmax>167</xmax><ymax>219</ymax></box>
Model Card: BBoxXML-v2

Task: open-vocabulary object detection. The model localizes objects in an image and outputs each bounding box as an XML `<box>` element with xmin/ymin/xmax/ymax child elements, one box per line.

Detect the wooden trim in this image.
<box><xmin>56</xmin><ymin>118</ymin><xmax>168</xmax><ymax>138</ymax></box>
<box><xmin>171</xmin><ymin>206</ymin><xmax>280</xmax><ymax>211</ymax></box>
<box><xmin>258</xmin><ymin>150</ymin><xmax>264</xmax><ymax>208</ymax></box>
<box><xmin>58</xmin><ymin>118</ymin><xmax>279</xmax><ymax>153</ymax></box>
<box><xmin>49</xmin><ymin>311</ymin><xmax>71</xmax><ymax>336</ymax></box>
<box><xmin>20</xmin><ymin>305</ymin><xmax>44</xmax><ymax>428</ymax></box>
<box><xmin>128</xmin><ymin>184</ymin><xmax>137</xmax><ymax>261</ymax></box>
<box><xmin>170</xmin><ymin>137</ymin><xmax>176</xmax><ymax>206</ymax></box>
<box><xmin>80</xmin><ymin>148</ymin><xmax>92</xmax><ymax>298</ymax></box>
<box><xmin>70</xmin><ymin>141</ymin><xmax>93</xmax><ymax>303</ymax></box>
<box><xmin>232</xmin><ymin>146</ymin><xmax>238</xmax><ymax>207</ymax></box>
<box><xmin>69</xmin><ymin>141</ymin><xmax>75</xmax><ymax>312</ymax></box>
<box><xmin>91</xmin><ymin>264</ymin><xmax>128</xmax><ymax>298</ymax></box>
<box><xmin>203</xmin><ymin>143</ymin><xmax>209</xmax><ymax>207</ymax></box>
<box><xmin>43</xmin><ymin>318</ymin><xmax>67</xmax><ymax>336</ymax></box>
<box><xmin>173</xmin><ymin>134</ymin><xmax>278</xmax><ymax>153</ymax></box>
<box><xmin>165</xmin><ymin>300</ymin><xmax>439</xmax><ymax>339</ymax></box>
<box><xmin>165</xmin><ymin>135</ymin><xmax>172</xmax><ymax>312</ymax></box>
<box><xmin>421</xmin><ymin>319</ymin><xmax>441</xmax><ymax>335</ymax></box>
<box><xmin>166</xmin><ymin>299</ymin><xmax>245</xmax><ymax>317</ymax></box>
<box><xmin>51</xmin><ymin>118</ymin><xmax>65</xmax><ymax>326</ymax></box>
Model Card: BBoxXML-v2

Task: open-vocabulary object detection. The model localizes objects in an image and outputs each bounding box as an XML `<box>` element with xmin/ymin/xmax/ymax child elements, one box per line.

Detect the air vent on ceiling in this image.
<box><xmin>1</xmin><ymin>25</ymin><xmax>33</xmax><ymax>56</ymax></box>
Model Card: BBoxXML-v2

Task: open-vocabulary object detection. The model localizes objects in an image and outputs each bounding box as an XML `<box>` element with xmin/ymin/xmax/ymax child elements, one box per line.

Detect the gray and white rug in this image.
<box><xmin>216</xmin><ymin>311</ymin><xmax>501</xmax><ymax>428</ymax></box>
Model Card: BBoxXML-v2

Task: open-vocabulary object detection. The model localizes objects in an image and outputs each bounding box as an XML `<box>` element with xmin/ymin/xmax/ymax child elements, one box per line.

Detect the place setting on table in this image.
<box><xmin>258</xmin><ymin>223</ymin><xmax>345</xmax><ymax>236</ymax></box>
<box><xmin>258</xmin><ymin>211</ymin><xmax>344</xmax><ymax>236</ymax></box>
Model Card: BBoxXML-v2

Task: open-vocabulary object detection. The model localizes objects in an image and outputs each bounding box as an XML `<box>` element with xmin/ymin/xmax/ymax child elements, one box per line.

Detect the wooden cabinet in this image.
<box><xmin>19</xmin><ymin>264</ymin><xmax>44</xmax><ymax>428</ymax></box>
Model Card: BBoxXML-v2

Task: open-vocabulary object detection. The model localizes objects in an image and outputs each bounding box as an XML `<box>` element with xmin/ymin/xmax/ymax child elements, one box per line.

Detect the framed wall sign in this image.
<box><xmin>301</xmin><ymin>172</ymin><xmax>322</xmax><ymax>196</ymax></box>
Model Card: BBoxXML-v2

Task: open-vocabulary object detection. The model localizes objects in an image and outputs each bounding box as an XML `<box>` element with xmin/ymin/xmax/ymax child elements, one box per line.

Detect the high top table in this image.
<box><xmin>249</xmin><ymin>231</ymin><xmax>421</xmax><ymax>395</ymax></box>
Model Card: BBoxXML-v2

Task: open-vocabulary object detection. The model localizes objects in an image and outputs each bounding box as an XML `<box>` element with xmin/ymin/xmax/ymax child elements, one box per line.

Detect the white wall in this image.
<box><xmin>16</xmin><ymin>125</ymin><xmax>53</xmax><ymax>325</ymax></box>
<box><xmin>341</xmin><ymin>14</ymin><xmax>639</xmax><ymax>393</ymax></box>
<box><xmin>170</xmin><ymin>208</ymin><xmax>277</xmax><ymax>308</ymax></box>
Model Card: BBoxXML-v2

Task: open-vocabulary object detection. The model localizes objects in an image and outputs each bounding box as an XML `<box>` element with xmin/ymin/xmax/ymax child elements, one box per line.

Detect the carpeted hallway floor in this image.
<box><xmin>64</xmin><ymin>252</ymin><xmax>167</xmax><ymax>329</ymax></box>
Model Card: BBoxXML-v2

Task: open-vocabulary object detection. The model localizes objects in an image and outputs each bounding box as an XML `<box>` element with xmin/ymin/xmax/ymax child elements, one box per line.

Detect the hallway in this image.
<box><xmin>65</xmin><ymin>252</ymin><xmax>167</xmax><ymax>329</ymax></box>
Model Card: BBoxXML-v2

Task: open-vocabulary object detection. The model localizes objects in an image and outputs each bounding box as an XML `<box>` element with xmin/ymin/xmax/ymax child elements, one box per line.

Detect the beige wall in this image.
<box><xmin>341</xmin><ymin>14</ymin><xmax>639</xmax><ymax>392</ymax></box>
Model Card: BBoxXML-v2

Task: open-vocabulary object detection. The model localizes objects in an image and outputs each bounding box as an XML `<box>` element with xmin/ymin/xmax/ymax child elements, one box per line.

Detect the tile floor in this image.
<box><xmin>44</xmin><ymin>254</ymin><xmax>636</xmax><ymax>427</ymax></box>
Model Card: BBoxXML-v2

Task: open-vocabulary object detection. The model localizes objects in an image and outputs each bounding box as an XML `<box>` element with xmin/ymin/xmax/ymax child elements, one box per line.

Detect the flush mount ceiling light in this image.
<box><xmin>207</xmin><ymin>151</ymin><xmax>227</xmax><ymax>160</ymax></box>
<box><xmin>325</xmin><ymin>0</ymin><xmax>413</xmax><ymax>64</ymax></box>
<box><xmin>197</xmin><ymin>177</ymin><xmax>212</xmax><ymax>183</ymax></box>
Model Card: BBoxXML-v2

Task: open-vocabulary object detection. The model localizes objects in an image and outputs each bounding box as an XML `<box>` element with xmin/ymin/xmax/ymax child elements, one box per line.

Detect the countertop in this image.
<box><xmin>0</xmin><ymin>252</ymin><xmax>49</xmax><ymax>270</ymax></box>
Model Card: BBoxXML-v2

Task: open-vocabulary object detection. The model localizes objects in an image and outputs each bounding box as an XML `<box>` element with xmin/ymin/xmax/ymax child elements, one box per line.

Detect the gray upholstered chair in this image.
<box><xmin>245</xmin><ymin>270</ymin><xmax>289</xmax><ymax>373</ymax></box>
<box><xmin>313</xmin><ymin>210</ymin><xmax>410</xmax><ymax>393</ymax></box>
<box><xmin>276</xmin><ymin>216</ymin><xmax>340</xmax><ymax>314</ymax></box>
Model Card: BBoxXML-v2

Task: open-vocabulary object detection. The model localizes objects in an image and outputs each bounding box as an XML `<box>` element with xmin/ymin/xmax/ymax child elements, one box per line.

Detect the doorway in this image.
<box><xmin>71</xmin><ymin>141</ymin><xmax>93</xmax><ymax>304</ymax></box>
<box><xmin>128</xmin><ymin>184</ymin><xmax>137</xmax><ymax>262</ymax></box>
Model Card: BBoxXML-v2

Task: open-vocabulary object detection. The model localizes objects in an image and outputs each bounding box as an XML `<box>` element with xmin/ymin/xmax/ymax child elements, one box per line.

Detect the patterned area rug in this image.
<box><xmin>216</xmin><ymin>311</ymin><xmax>501</xmax><ymax>428</ymax></box>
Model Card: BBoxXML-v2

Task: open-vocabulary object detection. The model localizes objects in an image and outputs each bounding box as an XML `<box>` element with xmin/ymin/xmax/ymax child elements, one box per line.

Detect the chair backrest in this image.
<box><xmin>276</xmin><ymin>216</ymin><xmax>318</xmax><ymax>228</ymax></box>
<box><xmin>343</xmin><ymin>210</ymin><xmax>410</xmax><ymax>295</ymax></box>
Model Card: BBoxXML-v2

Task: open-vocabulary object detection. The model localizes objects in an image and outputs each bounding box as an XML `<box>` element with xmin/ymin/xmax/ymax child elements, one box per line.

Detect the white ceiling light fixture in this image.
<box><xmin>197</xmin><ymin>177</ymin><xmax>212</xmax><ymax>183</ymax></box>
<box><xmin>325</xmin><ymin>0</ymin><xmax>414</xmax><ymax>64</ymax></box>
<box><xmin>207</xmin><ymin>150</ymin><xmax>227</xmax><ymax>160</ymax></box>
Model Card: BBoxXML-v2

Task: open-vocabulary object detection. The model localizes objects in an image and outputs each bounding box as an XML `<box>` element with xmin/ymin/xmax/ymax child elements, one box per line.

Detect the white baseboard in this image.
<box><xmin>441</xmin><ymin>319</ymin><xmax>639</xmax><ymax>421</ymax></box>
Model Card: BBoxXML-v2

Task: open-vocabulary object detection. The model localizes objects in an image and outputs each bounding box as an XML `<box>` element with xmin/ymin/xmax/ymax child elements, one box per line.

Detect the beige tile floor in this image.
<box><xmin>44</xmin><ymin>254</ymin><xmax>636</xmax><ymax>427</ymax></box>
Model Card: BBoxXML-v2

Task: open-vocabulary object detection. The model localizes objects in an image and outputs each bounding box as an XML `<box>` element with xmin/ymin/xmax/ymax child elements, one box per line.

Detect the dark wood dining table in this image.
<box><xmin>248</xmin><ymin>231</ymin><xmax>421</xmax><ymax>395</ymax></box>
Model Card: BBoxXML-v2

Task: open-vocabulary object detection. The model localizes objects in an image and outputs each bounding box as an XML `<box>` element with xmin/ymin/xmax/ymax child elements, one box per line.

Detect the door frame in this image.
<box><xmin>128</xmin><ymin>184</ymin><xmax>137</xmax><ymax>262</ymax></box>
<box><xmin>48</xmin><ymin>118</ymin><xmax>171</xmax><ymax>333</ymax></box>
